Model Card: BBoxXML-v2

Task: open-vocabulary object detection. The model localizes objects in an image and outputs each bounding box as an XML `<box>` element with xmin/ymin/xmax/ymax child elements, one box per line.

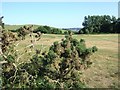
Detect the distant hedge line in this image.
<box><xmin>10</xmin><ymin>25</ymin><xmax>74</xmax><ymax>35</ymax></box>
<box><xmin>33</xmin><ymin>25</ymin><xmax>62</xmax><ymax>34</ymax></box>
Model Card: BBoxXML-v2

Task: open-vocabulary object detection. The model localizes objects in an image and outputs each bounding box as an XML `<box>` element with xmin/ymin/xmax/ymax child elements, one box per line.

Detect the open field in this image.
<box><xmin>15</xmin><ymin>34</ymin><xmax>119</xmax><ymax>88</ymax></box>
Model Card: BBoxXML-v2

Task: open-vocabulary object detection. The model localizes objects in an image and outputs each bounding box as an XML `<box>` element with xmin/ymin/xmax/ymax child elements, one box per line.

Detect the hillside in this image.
<box><xmin>5</xmin><ymin>24</ymin><xmax>40</xmax><ymax>30</ymax></box>
<box><xmin>5</xmin><ymin>25</ymin><xmax>79</xmax><ymax>33</ymax></box>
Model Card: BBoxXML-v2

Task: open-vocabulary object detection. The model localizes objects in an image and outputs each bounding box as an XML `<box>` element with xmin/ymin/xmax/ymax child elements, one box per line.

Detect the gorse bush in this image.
<box><xmin>0</xmin><ymin>17</ymin><xmax>98</xmax><ymax>89</ymax></box>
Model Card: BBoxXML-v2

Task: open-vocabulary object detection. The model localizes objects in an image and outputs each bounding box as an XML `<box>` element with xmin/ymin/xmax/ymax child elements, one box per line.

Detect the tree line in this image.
<box><xmin>79</xmin><ymin>15</ymin><xmax>120</xmax><ymax>34</ymax></box>
<box><xmin>33</xmin><ymin>25</ymin><xmax>63</xmax><ymax>34</ymax></box>
<box><xmin>9</xmin><ymin>15</ymin><xmax>120</xmax><ymax>35</ymax></box>
<box><xmin>10</xmin><ymin>25</ymin><xmax>74</xmax><ymax>35</ymax></box>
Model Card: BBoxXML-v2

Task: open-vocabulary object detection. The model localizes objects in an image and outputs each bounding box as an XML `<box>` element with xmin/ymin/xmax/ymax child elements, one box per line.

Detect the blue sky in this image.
<box><xmin>1</xmin><ymin>2</ymin><xmax>118</xmax><ymax>28</ymax></box>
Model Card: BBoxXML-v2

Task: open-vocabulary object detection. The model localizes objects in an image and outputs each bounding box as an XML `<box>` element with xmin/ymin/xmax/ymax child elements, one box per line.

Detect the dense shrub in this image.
<box><xmin>1</xmin><ymin>30</ymin><xmax>98</xmax><ymax>89</ymax></box>
<box><xmin>1</xmin><ymin>17</ymin><xmax>98</xmax><ymax>89</ymax></box>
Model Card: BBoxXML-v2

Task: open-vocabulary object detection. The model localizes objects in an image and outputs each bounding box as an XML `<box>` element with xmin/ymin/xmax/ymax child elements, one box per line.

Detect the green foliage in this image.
<box><xmin>85</xmin><ymin>29</ymin><xmax>89</xmax><ymax>34</ymax></box>
<box><xmin>64</xmin><ymin>31</ymin><xmax>68</xmax><ymax>34</ymax></box>
<box><xmin>34</xmin><ymin>25</ymin><xmax>63</xmax><ymax>34</ymax></box>
<box><xmin>79</xmin><ymin>15</ymin><xmax>119</xmax><ymax>34</ymax></box>
<box><xmin>92</xmin><ymin>46</ymin><xmax>98</xmax><ymax>53</ymax></box>
<box><xmin>47</xmin><ymin>50</ymin><xmax>57</xmax><ymax>61</ymax></box>
<box><xmin>7</xmin><ymin>55</ymin><xmax>15</xmax><ymax>63</ymax></box>
<box><xmin>71</xmin><ymin>38</ymin><xmax>80</xmax><ymax>46</ymax></box>
<box><xmin>34</xmin><ymin>26</ymin><xmax>48</xmax><ymax>33</ymax></box>
<box><xmin>79</xmin><ymin>30</ymin><xmax>84</xmax><ymax>34</ymax></box>
<box><xmin>61</xmin><ymin>39</ymin><xmax>68</xmax><ymax>48</ymax></box>
<box><xmin>17</xmin><ymin>26</ymin><xmax>32</xmax><ymax>40</ymax></box>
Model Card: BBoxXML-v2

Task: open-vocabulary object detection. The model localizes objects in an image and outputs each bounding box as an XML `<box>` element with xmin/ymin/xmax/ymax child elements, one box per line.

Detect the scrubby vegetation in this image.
<box><xmin>0</xmin><ymin>17</ymin><xmax>98</xmax><ymax>89</ymax></box>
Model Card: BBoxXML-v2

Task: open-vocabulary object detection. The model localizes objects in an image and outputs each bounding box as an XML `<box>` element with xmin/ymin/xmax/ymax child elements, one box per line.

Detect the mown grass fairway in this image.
<box><xmin>15</xmin><ymin>34</ymin><xmax>118</xmax><ymax>88</ymax></box>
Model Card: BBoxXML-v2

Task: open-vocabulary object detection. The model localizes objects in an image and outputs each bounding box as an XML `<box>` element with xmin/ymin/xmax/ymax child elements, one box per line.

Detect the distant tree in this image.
<box><xmin>85</xmin><ymin>29</ymin><xmax>89</xmax><ymax>34</ymax></box>
<box><xmin>34</xmin><ymin>26</ymin><xmax>63</xmax><ymax>34</ymax></box>
<box><xmin>43</xmin><ymin>25</ymin><xmax>51</xmax><ymax>30</ymax></box>
<box><xmin>113</xmin><ymin>18</ymin><xmax>120</xmax><ymax>33</ymax></box>
<box><xmin>64</xmin><ymin>31</ymin><xmax>68</xmax><ymax>34</ymax></box>
<box><xmin>79</xmin><ymin>15</ymin><xmax>118</xmax><ymax>34</ymax></box>
<box><xmin>36</xmin><ymin>26</ymin><xmax>48</xmax><ymax>33</ymax></box>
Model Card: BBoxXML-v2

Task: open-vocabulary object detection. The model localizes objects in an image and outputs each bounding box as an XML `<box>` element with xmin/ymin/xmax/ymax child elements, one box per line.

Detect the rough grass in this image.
<box><xmin>15</xmin><ymin>34</ymin><xmax>119</xmax><ymax>88</ymax></box>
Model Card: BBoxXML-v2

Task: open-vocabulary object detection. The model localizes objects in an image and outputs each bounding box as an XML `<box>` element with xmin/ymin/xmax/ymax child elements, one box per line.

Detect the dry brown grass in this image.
<box><xmin>16</xmin><ymin>34</ymin><xmax>118</xmax><ymax>88</ymax></box>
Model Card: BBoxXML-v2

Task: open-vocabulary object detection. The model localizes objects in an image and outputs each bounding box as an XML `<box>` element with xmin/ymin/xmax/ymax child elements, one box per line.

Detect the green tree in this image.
<box><xmin>79</xmin><ymin>15</ymin><xmax>118</xmax><ymax>34</ymax></box>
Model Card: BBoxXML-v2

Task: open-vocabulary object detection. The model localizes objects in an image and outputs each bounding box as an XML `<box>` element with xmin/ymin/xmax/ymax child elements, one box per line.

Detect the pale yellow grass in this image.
<box><xmin>15</xmin><ymin>34</ymin><xmax>118</xmax><ymax>88</ymax></box>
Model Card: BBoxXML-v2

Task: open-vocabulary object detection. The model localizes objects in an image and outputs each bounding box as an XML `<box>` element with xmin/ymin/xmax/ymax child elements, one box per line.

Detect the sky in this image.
<box><xmin>1</xmin><ymin>2</ymin><xmax>118</xmax><ymax>28</ymax></box>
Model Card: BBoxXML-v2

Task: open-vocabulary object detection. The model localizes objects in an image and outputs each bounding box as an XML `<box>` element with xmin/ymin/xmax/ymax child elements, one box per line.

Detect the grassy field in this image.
<box><xmin>15</xmin><ymin>34</ymin><xmax>119</xmax><ymax>88</ymax></box>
